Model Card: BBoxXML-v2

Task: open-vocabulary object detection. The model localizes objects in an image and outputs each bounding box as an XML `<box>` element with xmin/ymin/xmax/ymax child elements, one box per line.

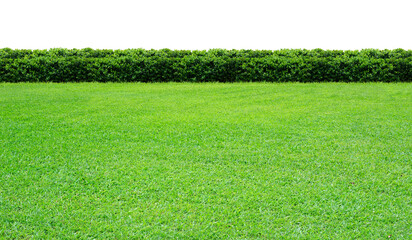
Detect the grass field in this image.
<box><xmin>1</xmin><ymin>83</ymin><xmax>411</xmax><ymax>239</ymax></box>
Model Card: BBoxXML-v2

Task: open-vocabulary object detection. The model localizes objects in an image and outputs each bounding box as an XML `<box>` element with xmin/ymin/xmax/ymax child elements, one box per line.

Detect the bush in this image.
<box><xmin>0</xmin><ymin>48</ymin><xmax>411</xmax><ymax>82</ymax></box>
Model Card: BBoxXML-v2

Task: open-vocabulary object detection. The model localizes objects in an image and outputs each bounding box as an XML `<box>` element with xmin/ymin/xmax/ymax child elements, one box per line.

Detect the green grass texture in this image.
<box><xmin>1</xmin><ymin>83</ymin><xmax>411</xmax><ymax>239</ymax></box>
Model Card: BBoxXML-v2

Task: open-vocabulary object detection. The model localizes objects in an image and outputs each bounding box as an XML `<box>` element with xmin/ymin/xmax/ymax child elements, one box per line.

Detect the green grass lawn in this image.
<box><xmin>1</xmin><ymin>83</ymin><xmax>411</xmax><ymax>239</ymax></box>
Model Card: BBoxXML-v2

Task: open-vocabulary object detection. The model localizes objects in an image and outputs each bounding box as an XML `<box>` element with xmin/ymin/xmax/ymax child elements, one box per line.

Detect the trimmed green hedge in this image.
<box><xmin>1</xmin><ymin>48</ymin><xmax>411</xmax><ymax>82</ymax></box>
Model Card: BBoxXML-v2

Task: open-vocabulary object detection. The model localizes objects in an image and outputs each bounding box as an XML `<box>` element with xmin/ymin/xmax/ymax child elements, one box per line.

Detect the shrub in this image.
<box><xmin>0</xmin><ymin>48</ymin><xmax>411</xmax><ymax>82</ymax></box>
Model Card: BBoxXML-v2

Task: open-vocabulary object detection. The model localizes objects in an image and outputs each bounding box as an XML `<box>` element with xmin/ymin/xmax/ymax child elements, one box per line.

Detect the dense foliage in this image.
<box><xmin>1</xmin><ymin>48</ymin><xmax>411</xmax><ymax>82</ymax></box>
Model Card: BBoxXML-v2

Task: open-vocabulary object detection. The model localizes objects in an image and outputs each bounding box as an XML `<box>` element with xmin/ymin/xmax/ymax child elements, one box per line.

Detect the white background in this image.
<box><xmin>1</xmin><ymin>0</ymin><xmax>411</xmax><ymax>50</ymax></box>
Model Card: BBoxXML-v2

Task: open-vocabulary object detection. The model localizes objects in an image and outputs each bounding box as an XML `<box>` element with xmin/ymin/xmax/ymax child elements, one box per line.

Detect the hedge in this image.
<box><xmin>1</xmin><ymin>48</ymin><xmax>411</xmax><ymax>82</ymax></box>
